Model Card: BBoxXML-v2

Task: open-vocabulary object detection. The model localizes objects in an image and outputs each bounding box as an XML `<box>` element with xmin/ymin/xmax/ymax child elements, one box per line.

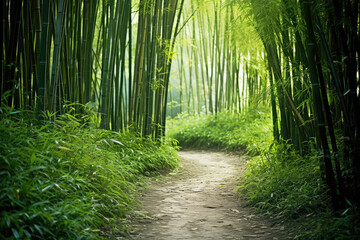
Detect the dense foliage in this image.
<box><xmin>168</xmin><ymin>107</ymin><xmax>360</xmax><ymax>239</ymax></box>
<box><xmin>168</xmin><ymin>107</ymin><xmax>272</xmax><ymax>154</ymax></box>
<box><xmin>0</xmin><ymin>104</ymin><xmax>178</xmax><ymax>239</ymax></box>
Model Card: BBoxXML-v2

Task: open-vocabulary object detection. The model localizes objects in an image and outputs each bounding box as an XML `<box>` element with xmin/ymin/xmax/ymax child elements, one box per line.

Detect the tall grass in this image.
<box><xmin>167</xmin><ymin>106</ymin><xmax>272</xmax><ymax>155</ymax></box>
<box><xmin>0</xmin><ymin>104</ymin><xmax>178</xmax><ymax>239</ymax></box>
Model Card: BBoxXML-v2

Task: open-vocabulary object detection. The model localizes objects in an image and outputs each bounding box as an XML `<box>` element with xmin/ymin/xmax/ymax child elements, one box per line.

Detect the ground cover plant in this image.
<box><xmin>167</xmin><ymin>106</ymin><xmax>272</xmax><ymax>155</ymax></box>
<box><xmin>0</xmin><ymin>104</ymin><xmax>178</xmax><ymax>239</ymax></box>
<box><xmin>167</xmin><ymin>106</ymin><xmax>359</xmax><ymax>239</ymax></box>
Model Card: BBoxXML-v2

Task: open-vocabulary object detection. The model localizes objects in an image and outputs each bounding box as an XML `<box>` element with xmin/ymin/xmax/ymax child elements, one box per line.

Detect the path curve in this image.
<box><xmin>128</xmin><ymin>151</ymin><xmax>293</xmax><ymax>239</ymax></box>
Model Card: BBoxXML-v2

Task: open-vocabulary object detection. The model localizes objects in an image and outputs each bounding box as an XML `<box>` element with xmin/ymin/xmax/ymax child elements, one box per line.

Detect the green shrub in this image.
<box><xmin>0</xmin><ymin>106</ymin><xmax>178</xmax><ymax>239</ymax></box>
<box><xmin>167</xmin><ymin>107</ymin><xmax>272</xmax><ymax>154</ymax></box>
<box><xmin>303</xmin><ymin>202</ymin><xmax>360</xmax><ymax>240</ymax></box>
<box><xmin>239</xmin><ymin>143</ymin><xmax>328</xmax><ymax>218</ymax></box>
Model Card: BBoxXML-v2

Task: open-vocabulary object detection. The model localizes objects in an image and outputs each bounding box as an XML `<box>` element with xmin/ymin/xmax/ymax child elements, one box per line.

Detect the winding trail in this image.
<box><xmin>128</xmin><ymin>151</ymin><xmax>293</xmax><ymax>239</ymax></box>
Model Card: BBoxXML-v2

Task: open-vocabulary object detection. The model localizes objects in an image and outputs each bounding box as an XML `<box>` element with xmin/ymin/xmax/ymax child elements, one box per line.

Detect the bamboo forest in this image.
<box><xmin>1</xmin><ymin>0</ymin><xmax>360</xmax><ymax>239</ymax></box>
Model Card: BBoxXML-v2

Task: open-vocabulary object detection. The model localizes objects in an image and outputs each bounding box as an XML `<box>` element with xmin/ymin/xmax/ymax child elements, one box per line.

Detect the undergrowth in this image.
<box><xmin>167</xmin><ymin>107</ymin><xmax>272</xmax><ymax>155</ymax></box>
<box><xmin>240</xmin><ymin>143</ymin><xmax>328</xmax><ymax>218</ymax></box>
<box><xmin>0</xmin><ymin>104</ymin><xmax>178</xmax><ymax>239</ymax></box>
<box><xmin>167</xmin><ymin>106</ymin><xmax>359</xmax><ymax>239</ymax></box>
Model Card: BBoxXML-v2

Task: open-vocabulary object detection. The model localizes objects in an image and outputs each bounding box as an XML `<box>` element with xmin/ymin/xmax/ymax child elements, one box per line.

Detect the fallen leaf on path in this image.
<box><xmin>230</xmin><ymin>209</ymin><xmax>240</xmax><ymax>213</ymax></box>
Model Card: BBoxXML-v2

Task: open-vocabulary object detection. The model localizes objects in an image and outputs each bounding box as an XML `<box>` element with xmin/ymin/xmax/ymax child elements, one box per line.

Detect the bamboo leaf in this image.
<box><xmin>110</xmin><ymin>139</ymin><xmax>125</xmax><ymax>146</ymax></box>
<box><xmin>11</xmin><ymin>228</ymin><xmax>20</xmax><ymax>239</ymax></box>
<box><xmin>41</xmin><ymin>183</ymin><xmax>55</xmax><ymax>192</ymax></box>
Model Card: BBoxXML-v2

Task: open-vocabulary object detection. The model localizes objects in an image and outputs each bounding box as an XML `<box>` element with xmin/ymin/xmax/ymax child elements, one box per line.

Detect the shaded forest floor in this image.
<box><xmin>122</xmin><ymin>151</ymin><xmax>295</xmax><ymax>239</ymax></box>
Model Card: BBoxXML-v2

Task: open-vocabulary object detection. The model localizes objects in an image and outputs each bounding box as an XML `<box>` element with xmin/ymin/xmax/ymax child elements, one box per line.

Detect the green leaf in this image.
<box><xmin>5</xmin><ymin>215</ymin><xmax>11</xmax><ymax>227</ymax></box>
<box><xmin>23</xmin><ymin>229</ymin><xmax>31</xmax><ymax>238</ymax></box>
<box><xmin>42</xmin><ymin>183</ymin><xmax>55</xmax><ymax>192</ymax></box>
<box><xmin>110</xmin><ymin>139</ymin><xmax>125</xmax><ymax>146</ymax></box>
<box><xmin>34</xmin><ymin>224</ymin><xmax>43</xmax><ymax>235</ymax></box>
<box><xmin>10</xmin><ymin>110</ymin><xmax>22</xmax><ymax>115</ymax></box>
<box><xmin>31</xmin><ymin>200</ymin><xmax>50</xmax><ymax>207</ymax></box>
<box><xmin>30</xmin><ymin>153</ymin><xmax>36</xmax><ymax>164</ymax></box>
<box><xmin>29</xmin><ymin>166</ymin><xmax>46</xmax><ymax>172</ymax></box>
<box><xmin>11</xmin><ymin>228</ymin><xmax>20</xmax><ymax>239</ymax></box>
<box><xmin>6</xmin><ymin>194</ymin><xmax>25</xmax><ymax>207</ymax></box>
<box><xmin>0</xmin><ymin>170</ymin><xmax>10</xmax><ymax>176</ymax></box>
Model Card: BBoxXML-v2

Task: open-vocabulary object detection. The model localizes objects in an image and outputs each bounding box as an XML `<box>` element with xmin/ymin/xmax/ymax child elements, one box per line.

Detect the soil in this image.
<box><xmin>124</xmin><ymin>151</ymin><xmax>295</xmax><ymax>239</ymax></box>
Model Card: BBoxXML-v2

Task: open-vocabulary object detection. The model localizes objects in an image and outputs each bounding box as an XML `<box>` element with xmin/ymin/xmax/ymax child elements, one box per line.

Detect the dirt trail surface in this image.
<box><xmin>127</xmin><ymin>151</ymin><xmax>293</xmax><ymax>239</ymax></box>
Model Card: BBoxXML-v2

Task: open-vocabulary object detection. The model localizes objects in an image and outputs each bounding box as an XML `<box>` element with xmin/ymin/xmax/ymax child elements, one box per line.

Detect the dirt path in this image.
<box><xmin>127</xmin><ymin>151</ymin><xmax>294</xmax><ymax>239</ymax></box>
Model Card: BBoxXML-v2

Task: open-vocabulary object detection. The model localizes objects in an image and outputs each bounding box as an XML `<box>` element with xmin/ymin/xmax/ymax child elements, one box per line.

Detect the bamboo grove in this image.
<box><xmin>170</xmin><ymin>0</ymin><xmax>360</xmax><ymax>210</ymax></box>
<box><xmin>1</xmin><ymin>0</ymin><xmax>184</xmax><ymax>138</ymax></box>
<box><xmin>171</xmin><ymin>0</ymin><xmax>266</xmax><ymax>116</ymax></box>
<box><xmin>2</xmin><ymin>0</ymin><xmax>360</xmax><ymax>211</ymax></box>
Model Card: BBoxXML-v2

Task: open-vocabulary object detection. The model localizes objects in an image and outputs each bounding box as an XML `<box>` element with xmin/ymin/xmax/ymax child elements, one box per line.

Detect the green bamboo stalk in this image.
<box><xmin>300</xmin><ymin>0</ymin><xmax>339</xmax><ymax>210</ymax></box>
<box><xmin>37</xmin><ymin>0</ymin><xmax>50</xmax><ymax>114</ymax></box>
<box><xmin>50</xmin><ymin>0</ymin><xmax>64</xmax><ymax>113</ymax></box>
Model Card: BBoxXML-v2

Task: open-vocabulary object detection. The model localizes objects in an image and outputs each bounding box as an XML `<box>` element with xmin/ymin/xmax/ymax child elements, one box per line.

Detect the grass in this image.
<box><xmin>240</xmin><ymin>144</ymin><xmax>327</xmax><ymax>217</ymax></box>
<box><xmin>167</xmin><ymin>105</ymin><xmax>360</xmax><ymax>239</ymax></box>
<box><xmin>0</xmin><ymin>104</ymin><xmax>178</xmax><ymax>239</ymax></box>
<box><xmin>167</xmin><ymin>107</ymin><xmax>272</xmax><ymax>155</ymax></box>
